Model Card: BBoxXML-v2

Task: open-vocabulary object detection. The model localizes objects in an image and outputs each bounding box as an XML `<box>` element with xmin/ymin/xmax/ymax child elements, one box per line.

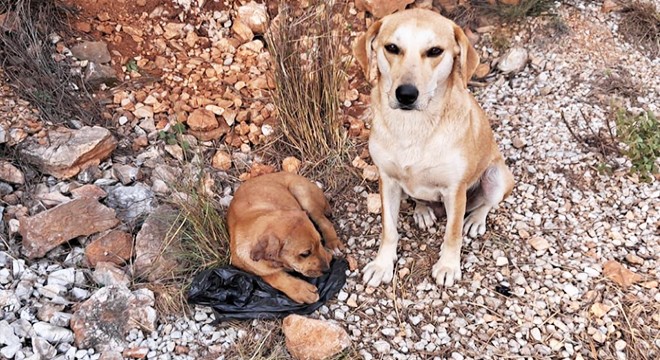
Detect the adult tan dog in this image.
<box><xmin>228</xmin><ymin>172</ymin><xmax>343</xmax><ymax>304</ymax></box>
<box><xmin>353</xmin><ymin>9</ymin><xmax>514</xmax><ymax>287</ymax></box>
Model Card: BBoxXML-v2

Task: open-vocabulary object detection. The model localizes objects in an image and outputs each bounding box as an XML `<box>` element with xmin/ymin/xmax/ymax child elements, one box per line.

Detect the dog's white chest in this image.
<box><xmin>369</xmin><ymin>135</ymin><xmax>465</xmax><ymax>202</ymax></box>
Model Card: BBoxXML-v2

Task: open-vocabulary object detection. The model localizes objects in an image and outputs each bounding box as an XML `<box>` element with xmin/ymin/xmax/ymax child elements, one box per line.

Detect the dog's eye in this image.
<box><xmin>426</xmin><ymin>47</ymin><xmax>443</xmax><ymax>57</ymax></box>
<box><xmin>300</xmin><ymin>250</ymin><xmax>311</xmax><ymax>258</ymax></box>
<box><xmin>384</xmin><ymin>43</ymin><xmax>400</xmax><ymax>55</ymax></box>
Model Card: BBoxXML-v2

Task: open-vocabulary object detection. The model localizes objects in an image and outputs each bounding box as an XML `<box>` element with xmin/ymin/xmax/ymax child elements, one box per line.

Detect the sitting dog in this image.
<box><xmin>353</xmin><ymin>9</ymin><xmax>514</xmax><ymax>287</ymax></box>
<box><xmin>228</xmin><ymin>172</ymin><xmax>343</xmax><ymax>304</ymax></box>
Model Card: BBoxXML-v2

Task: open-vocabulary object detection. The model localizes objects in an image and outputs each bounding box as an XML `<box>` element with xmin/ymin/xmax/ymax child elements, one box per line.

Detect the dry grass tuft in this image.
<box><xmin>480</xmin><ymin>0</ymin><xmax>555</xmax><ymax>22</ymax></box>
<box><xmin>268</xmin><ymin>1</ymin><xmax>356</xmax><ymax>190</ymax></box>
<box><xmin>445</xmin><ymin>1</ymin><xmax>486</xmax><ymax>29</ymax></box>
<box><xmin>618</xmin><ymin>1</ymin><xmax>660</xmax><ymax>58</ymax></box>
<box><xmin>221</xmin><ymin>322</ymin><xmax>289</xmax><ymax>360</ymax></box>
<box><xmin>220</xmin><ymin>319</ymin><xmax>362</xmax><ymax>360</ymax></box>
<box><xmin>593</xmin><ymin>67</ymin><xmax>643</xmax><ymax>101</ymax></box>
<box><xmin>614</xmin><ymin>296</ymin><xmax>660</xmax><ymax>360</ymax></box>
<box><xmin>167</xmin><ymin>186</ymin><xmax>230</xmax><ymax>273</ymax></box>
<box><xmin>0</xmin><ymin>0</ymin><xmax>101</xmax><ymax>127</ymax></box>
<box><xmin>579</xmin><ymin>286</ymin><xmax>660</xmax><ymax>360</ymax></box>
<box><xmin>138</xmin><ymin>173</ymin><xmax>231</xmax><ymax>315</ymax></box>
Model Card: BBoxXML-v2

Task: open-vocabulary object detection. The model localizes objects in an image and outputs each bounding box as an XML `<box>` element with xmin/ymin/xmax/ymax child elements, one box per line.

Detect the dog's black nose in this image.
<box><xmin>395</xmin><ymin>84</ymin><xmax>419</xmax><ymax>107</ymax></box>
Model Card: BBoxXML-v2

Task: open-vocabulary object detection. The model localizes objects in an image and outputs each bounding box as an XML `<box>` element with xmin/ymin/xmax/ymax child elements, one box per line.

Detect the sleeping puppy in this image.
<box><xmin>228</xmin><ymin>172</ymin><xmax>343</xmax><ymax>304</ymax></box>
<box><xmin>353</xmin><ymin>9</ymin><xmax>514</xmax><ymax>287</ymax></box>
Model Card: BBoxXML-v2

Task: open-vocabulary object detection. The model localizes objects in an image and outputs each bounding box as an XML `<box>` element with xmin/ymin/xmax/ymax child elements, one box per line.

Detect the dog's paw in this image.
<box><xmin>325</xmin><ymin>236</ymin><xmax>345</xmax><ymax>255</ymax></box>
<box><xmin>362</xmin><ymin>258</ymin><xmax>394</xmax><ymax>287</ymax></box>
<box><xmin>289</xmin><ymin>282</ymin><xmax>320</xmax><ymax>304</ymax></box>
<box><xmin>463</xmin><ymin>211</ymin><xmax>487</xmax><ymax>238</ymax></box>
<box><xmin>432</xmin><ymin>253</ymin><xmax>462</xmax><ymax>287</ymax></box>
<box><xmin>413</xmin><ymin>203</ymin><xmax>437</xmax><ymax>230</ymax></box>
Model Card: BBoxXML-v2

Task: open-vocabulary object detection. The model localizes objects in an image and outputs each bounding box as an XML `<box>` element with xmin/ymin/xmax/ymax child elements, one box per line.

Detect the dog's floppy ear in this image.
<box><xmin>453</xmin><ymin>24</ymin><xmax>479</xmax><ymax>88</ymax></box>
<box><xmin>353</xmin><ymin>19</ymin><xmax>383</xmax><ymax>83</ymax></box>
<box><xmin>250</xmin><ymin>233</ymin><xmax>283</xmax><ymax>262</ymax></box>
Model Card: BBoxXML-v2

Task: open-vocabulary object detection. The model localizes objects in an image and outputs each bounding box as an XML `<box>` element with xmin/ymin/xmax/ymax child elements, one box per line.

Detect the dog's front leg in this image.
<box><xmin>432</xmin><ymin>184</ymin><xmax>467</xmax><ymax>287</ymax></box>
<box><xmin>362</xmin><ymin>174</ymin><xmax>402</xmax><ymax>287</ymax></box>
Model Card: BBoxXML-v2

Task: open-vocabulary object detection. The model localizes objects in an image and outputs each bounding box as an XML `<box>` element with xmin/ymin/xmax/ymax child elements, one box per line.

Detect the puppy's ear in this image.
<box><xmin>250</xmin><ymin>234</ymin><xmax>282</xmax><ymax>262</ymax></box>
<box><xmin>453</xmin><ymin>24</ymin><xmax>479</xmax><ymax>88</ymax></box>
<box><xmin>353</xmin><ymin>19</ymin><xmax>383</xmax><ymax>83</ymax></box>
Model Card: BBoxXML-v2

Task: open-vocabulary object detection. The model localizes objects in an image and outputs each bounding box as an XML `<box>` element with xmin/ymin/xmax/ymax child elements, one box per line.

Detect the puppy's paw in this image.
<box><xmin>289</xmin><ymin>282</ymin><xmax>320</xmax><ymax>304</ymax></box>
<box><xmin>432</xmin><ymin>252</ymin><xmax>462</xmax><ymax>287</ymax></box>
<box><xmin>413</xmin><ymin>203</ymin><xmax>437</xmax><ymax>230</ymax></box>
<box><xmin>325</xmin><ymin>236</ymin><xmax>345</xmax><ymax>255</ymax></box>
<box><xmin>362</xmin><ymin>258</ymin><xmax>394</xmax><ymax>287</ymax></box>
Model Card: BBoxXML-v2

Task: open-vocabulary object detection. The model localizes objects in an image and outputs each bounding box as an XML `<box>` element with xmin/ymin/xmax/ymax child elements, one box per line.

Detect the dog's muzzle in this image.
<box><xmin>395</xmin><ymin>84</ymin><xmax>419</xmax><ymax>110</ymax></box>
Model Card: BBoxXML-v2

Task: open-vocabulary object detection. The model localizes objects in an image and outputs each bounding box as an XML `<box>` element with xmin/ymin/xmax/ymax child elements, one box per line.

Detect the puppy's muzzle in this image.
<box><xmin>321</xmin><ymin>260</ymin><xmax>330</xmax><ymax>273</ymax></box>
<box><xmin>395</xmin><ymin>84</ymin><xmax>419</xmax><ymax>110</ymax></box>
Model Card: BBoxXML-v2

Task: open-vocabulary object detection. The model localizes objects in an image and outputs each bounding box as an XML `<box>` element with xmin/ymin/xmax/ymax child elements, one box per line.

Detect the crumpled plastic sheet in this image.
<box><xmin>187</xmin><ymin>258</ymin><xmax>348</xmax><ymax>322</ymax></box>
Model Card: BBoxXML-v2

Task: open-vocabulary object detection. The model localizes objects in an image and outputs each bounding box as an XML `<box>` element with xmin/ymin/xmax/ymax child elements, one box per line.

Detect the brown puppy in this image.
<box><xmin>228</xmin><ymin>172</ymin><xmax>343</xmax><ymax>304</ymax></box>
<box><xmin>353</xmin><ymin>9</ymin><xmax>514</xmax><ymax>288</ymax></box>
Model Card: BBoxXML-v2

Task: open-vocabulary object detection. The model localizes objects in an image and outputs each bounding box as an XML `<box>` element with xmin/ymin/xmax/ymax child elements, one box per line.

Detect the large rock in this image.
<box><xmin>367</xmin><ymin>193</ymin><xmax>382</xmax><ymax>214</ymax></box>
<box><xmin>0</xmin><ymin>124</ymin><xmax>7</xmax><ymax>144</ymax></box>
<box><xmin>187</xmin><ymin>109</ymin><xmax>218</xmax><ymax>131</ymax></box>
<box><xmin>232</xmin><ymin>19</ymin><xmax>254</xmax><ymax>44</ymax></box>
<box><xmin>113</xmin><ymin>164</ymin><xmax>139</xmax><ymax>185</ymax></box>
<box><xmin>237</xmin><ymin>1</ymin><xmax>268</xmax><ymax>34</ymax></box>
<box><xmin>105</xmin><ymin>184</ymin><xmax>156</xmax><ymax>224</ymax></box>
<box><xmin>0</xmin><ymin>320</ymin><xmax>21</xmax><ymax>359</ymax></box>
<box><xmin>0</xmin><ymin>206</ymin><xmax>5</xmax><ymax>238</ymax></box>
<box><xmin>20</xmin><ymin>126</ymin><xmax>117</xmax><ymax>179</ymax></box>
<box><xmin>85</xmin><ymin>62</ymin><xmax>119</xmax><ymax>88</ymax></box>
<box><xmin>283</xmin><ymin>315</ymin><xmax>351</xmax><ymax>360</ymax></box>
<box><xmin>211</xmin><ymin>150</ymin><xmax>232</xmax><ymax>171</ymax></box>
<box><xmin>92</xmin><ymin>262</ymin><xmax>131</xmax><ymax>287</ymax></box>
<box><xmin>0</xmin><ymin>161</ymin><xmax>24</xmax><ymax>185</ymax></box>
<box><xmin>33</xmin><ymin>322</ymin><xmax>74</xmax><ymax>343</ymax></box>
<box><xmin>71</xmin><ymin>184</ymin><xmax>107</xmax><ymax>200</ymax></box>
<box><xmin>70</xmin><ymin>285</ymin><xmax>157</xmax><ymax>353</ymax></box>
<box><xmin>85</xmin><ymin>230</ymin><xmax>133</xmax><ymax>267</ymax></box>
<box><xmin>497</xmin><ymin>47</ymin><xmax>529</xmax><ymax>74</ymax></box>
<box><xmin>21</xmin><ymin>198</ymin><xmax>120</xmax><ymax>259</ymax></box>
<box><xmin>133</xmin><ymin>205</ymin><xmax>179</xmax><ymax>281</ymax></box>
<box><xmin>71</xmin><ymin>41</ymin><xmax>112</xmax><ymax>63</ymax></box>
<box><xmin>188</xmin><ymin>121</ymin><xmax>230</xmax><ymax>141</ymax></box>
<box><xmin>355</xmin><ymin>0</ymin><xmax>415</xmax><ymax>18</ymax></box>
<box><xmin>32</xmin><ymin>337</ymin><xmax>57</xmax><ymax>358</ymax></box>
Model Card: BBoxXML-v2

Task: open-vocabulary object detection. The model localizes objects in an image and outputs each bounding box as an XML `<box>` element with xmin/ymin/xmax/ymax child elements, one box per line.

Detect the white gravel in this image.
<box><xmin>0</xmin><ymin>1</ymin><xmax>658</xmax><ymax>359</ymax></box>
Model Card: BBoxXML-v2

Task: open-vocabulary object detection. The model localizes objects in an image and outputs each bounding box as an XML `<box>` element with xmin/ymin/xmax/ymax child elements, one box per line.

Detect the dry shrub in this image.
<box><xmin>0</xmin><ymin>0</ymin><xmax>101</xmax><ymax>127</ymax></box>
<box><xmin>268</xmin><ymin>1</ymin><xmax>356</xmax><ymax>190</ymax></box>
<box><xmin>618</xmin><ymin>1</ymin><xmax>660</xmax><ymax>58</ymax></box>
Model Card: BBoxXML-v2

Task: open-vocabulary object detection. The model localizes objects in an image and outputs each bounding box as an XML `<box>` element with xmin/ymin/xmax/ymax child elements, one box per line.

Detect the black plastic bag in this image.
<box><xmin>187</xmin><ymin>258</ymin><xmax>349</xmax><ymax>322</ymax></box>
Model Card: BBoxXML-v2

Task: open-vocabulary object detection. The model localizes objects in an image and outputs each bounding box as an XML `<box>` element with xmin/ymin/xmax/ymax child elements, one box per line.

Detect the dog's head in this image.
<box><xmin>250</xmin><ymin>211</ymin><xmax>332</xmax><ymax>277</ymax></box>
<box><xmin>353</xmin><ymin>9</ymin><xmax>479</xmax><ymax>111</ymax></box>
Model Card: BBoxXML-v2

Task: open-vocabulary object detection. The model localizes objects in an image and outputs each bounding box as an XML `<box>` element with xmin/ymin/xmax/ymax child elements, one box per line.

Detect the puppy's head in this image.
<box><xmin>250</xmin><ymin>211</ymin><xmax>332</xmax><ymax>277</ymax></box>
<box><xmin>353</xmin><ymin>9</ymin><xmax>479</xmax><ymax>111</ymax></box>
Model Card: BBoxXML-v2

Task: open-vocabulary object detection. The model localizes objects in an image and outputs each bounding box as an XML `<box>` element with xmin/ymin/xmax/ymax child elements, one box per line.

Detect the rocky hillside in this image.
<box><xmin>0</xmin><ymin>0</ymin><xmax>658</xmax><ymax>359</ymax></box>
